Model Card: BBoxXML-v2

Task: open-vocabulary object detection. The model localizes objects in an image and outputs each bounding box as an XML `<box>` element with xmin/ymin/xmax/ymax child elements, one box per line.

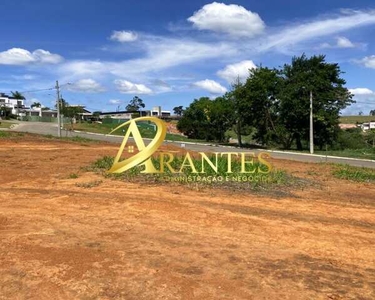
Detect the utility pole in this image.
<box><xmin>309</xmin><ymin>90</ymin><xmax>314</xmax><ymax>154</ymax></box>
<box><xmin>56</xmin><ymin>80</ymin><xmax>61</xmax><ymax>137</ymax></box>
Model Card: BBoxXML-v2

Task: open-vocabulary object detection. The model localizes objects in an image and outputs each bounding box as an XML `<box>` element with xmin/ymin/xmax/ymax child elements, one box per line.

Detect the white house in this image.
<box><xmin>151</xmin><ymin>106</ymin><xmax>171</xmax><ymax>117</ymax></box>
<box><xmin>0</xmin><ymin>93</ymin><xmax>25</xmax><ymax>115</ymax></box>
<box><xmin>360</xmin><ymin>122</ymin><xmax>375</xmax><ymax>131</ymax></box>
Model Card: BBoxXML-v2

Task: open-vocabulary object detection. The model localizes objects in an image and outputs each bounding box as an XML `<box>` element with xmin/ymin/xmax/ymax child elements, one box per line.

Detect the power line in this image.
<box><xmin>19</xmin><ymin>87</ymin><xmax>55</xmax><ymax>93</ymax></box>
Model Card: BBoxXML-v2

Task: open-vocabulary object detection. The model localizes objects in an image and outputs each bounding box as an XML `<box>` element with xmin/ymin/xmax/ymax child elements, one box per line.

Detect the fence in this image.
<box><xmin>102</xmin><ymin>117</ymin><xmax>155</xmax><ymax>131</ymax></box>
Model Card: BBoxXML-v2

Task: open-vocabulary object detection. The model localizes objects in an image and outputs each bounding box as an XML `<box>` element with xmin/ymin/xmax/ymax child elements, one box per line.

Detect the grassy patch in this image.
<box><xmin>86</xmin><ymin>155</ymin><xmax>305</xmax><ymax>195</ymax></box>
<box><xmin>0</xmin><ymin>131</ymin><xmax>11</xmax><ymax>138</ymax></box>
<box><xmin>315</xmin><ymin>148</ymin><xmax>375</xmax><ymax>160</ymax></box>
<box><xmin>0</xmin><ymin>131</ymin><xmax>24</xmax><ymax>138</ymax></box>
<box><xmin>332</xmin><ymin>164</ymin><xmax>375</xmax><ymax>182</ymax></box>
<box><xmin>68</xmin><ymin>122</ymin><xmax>203</xmax><ymax>143</ymax></box>
<box><xmin>62</xmin><ymin>136</ymin><xmax>97</xmax><ymax>143</ymax></box>
<box><xmin>68</xmin><ymin>173</ymin><xmax>79</xmax><ymax>179</ymax></box>
<box><xmin>0</xmin><ymin>121</ymin><xmax>15</xmax><ymax>129</ymax></box>
<box><xmin>339</xmin><ymin>115</ymin><xmax>375</xmax><ymax>124</ymax></box>
<box><xmin>40</xmin><ymin>134</ymin><xmax>98</xmax><ymax>144</ymax></box>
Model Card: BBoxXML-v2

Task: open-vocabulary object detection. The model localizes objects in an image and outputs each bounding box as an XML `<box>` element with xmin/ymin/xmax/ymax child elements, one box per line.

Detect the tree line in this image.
<box><xmin>177</xmin><ymin>54</ymin><xmax>355</xmax><ymax>150</ymax></box>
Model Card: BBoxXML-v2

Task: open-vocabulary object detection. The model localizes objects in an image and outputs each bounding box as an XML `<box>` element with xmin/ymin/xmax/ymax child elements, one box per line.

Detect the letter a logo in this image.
<box><xmin>108</xmin><ymin>117</ymin><xmax>167</xmax><ymax>174</ymax></box>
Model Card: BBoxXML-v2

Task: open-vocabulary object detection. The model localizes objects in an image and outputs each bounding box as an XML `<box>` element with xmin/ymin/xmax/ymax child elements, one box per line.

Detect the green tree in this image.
<box><xmin>126</xmin><ymin>96</ymin><xmax>145</xmax><ymax>111</ymax></box>
<box><xmin>227</xmin><ymin>77</ymin><xmax>251</xmax><ymax>147</ymax></box>
<box><xmin>177</xmin><ymin>97</ymin><xmax>212</xmax><ymax>140</ymax></box>
<box><xmin>242</xmin><ymin>67</ymin><xmax>283</xmax><ymax>147</ymax></box>
<box><xmin>177</xmin><ymin>97</ymin><xmax>233</xmax><ymax>142</ymax></box>
<box><xmin>239</xmin><ymin>54</ymin><xmax>353</xmax><ymax>150</ymax></box>
<box><xmin>173</xmin><ymin>106</ymin><xmax>184</xmax><ymax>116</ymax></box>
<box><xmin>57</xmin><ymin>98</ymin><xmax>84</xmax><ymax>118</ymax></box>
<box><xmin>370</xmin><ymin>110</ymin><xmax>375</xmax><ymax>116</ymax></box>
<box><xmin>208</xmin><ymin>96</ymin><xmax>234</xmax><ymax>142</ymax></box>
<box><xmin>366</xmin><ymin>129</ymin><xmax>375</xmax><ymax>148</ymax></box>
<box><xmin>31</xmin><ymin>102</ymin><xmax>41</xmax><ymax>108</ymax></box>
<box><xmin>11</xmin><ymin>91</ymin><xmax>25</xmax><ymax>116</ymax></box>
<box><xmin>280</xmin><ymin>54</ymin><xmax>353</xmax><ymax>150</ymax></box>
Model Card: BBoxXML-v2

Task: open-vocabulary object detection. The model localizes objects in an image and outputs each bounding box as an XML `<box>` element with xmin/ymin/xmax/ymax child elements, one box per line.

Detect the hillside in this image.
<box><xmin>340</xmin><ymin>115</ymin><xmax>375</xmax><ymax>124</ymax></box>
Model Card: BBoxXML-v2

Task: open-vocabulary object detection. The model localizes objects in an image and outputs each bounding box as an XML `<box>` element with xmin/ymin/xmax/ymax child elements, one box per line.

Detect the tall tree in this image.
<box><xmin>243</xmin><ymin>67</ymin><xmax>283</xmax><ymax>147</ymax></box>
<box><xmin>177</xmin><ymin>97</ymin><xmax>212</xmax><ymax>140</ymax></box>
<box><xmin>31</xmin><ymin>102</ymin><xmax>41</xmax><ymax>108</ymax></box>
<box><xmin>237</xmin><ymin>54</ymin><xmax>353</xmax><ymax>150</ymax></box>
<box><xmin>126</xmin><ymin>96</ymin><xmax>145</xmax><ymax>111</ymax></box>
<box><xmin>173</xmin><ymin>106</ymin><xmax>184</xmax><ymax>116</ymax></box>
<box><xmin>177</xmin><ymin>97</ymin><xmax>233</xmax><ymax>142</ymax></box>
<box><xmin>227</xmin><ymin>77</ymin><xmax>250</xmax><ymax>147</ymax></box>
<box><xmin>11</xmin><ymin>91</ymin><xmax>25</xmax><ymax>116</ymax></box>
<box><xmin>280</xmin><ymin>54</ymin><xmax>353</xmax><ymax>150</ymax></box>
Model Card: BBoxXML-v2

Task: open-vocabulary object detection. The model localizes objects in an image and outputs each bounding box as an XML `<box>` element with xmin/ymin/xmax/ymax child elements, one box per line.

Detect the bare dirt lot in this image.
<box><xmin>1</xmin><ymin>134</ymin><xmax>374</xmax><ymax>299</ymax></box>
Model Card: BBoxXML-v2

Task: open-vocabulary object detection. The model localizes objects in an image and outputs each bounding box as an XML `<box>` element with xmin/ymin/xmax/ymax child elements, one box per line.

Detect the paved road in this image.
<box><xmin>7</xmin><ymin>121</ymin><xmax>375</xmax><ymax>169</ymax></box>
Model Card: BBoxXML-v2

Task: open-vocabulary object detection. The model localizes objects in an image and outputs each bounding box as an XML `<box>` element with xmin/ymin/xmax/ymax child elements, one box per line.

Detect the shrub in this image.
<box><xmin>332</xmin><ymin>165</ymin><xmax>375</xmax><ymax>182</ymax></box>
<box><xmin>332</xmin><ymin>128</ymin><xmax>368</xmax><ymax>150</ymax></box>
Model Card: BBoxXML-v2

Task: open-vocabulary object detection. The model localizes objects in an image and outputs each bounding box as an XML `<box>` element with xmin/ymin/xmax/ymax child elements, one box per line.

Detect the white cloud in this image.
<box><xmin>57</xmin><ymin>37</ymin><xmax>237</xmax><ymax>81</ymax></box>
<box><xmin>217</xmin><ymin>60</ymin><xmax>257</xmax><ymax>83</ymax></box>
<box><xmin>359</xmin><ymin>55</ymin><xmax>375</xmax><ymax>69</ymax></box>
<box><xmin>69</xmin><ymin>79</ymin><xmax>105</xmax><ymax>93</ymax></box>
<box><xmin>109</xmin><ymin>99</ymin><xmax>121</xmax><ymax>104</ymax></box>
<box><xmin>0</xmin><ymin>48</ymin><xmax>63</xmax><ymax>65</ymax></box>
<box><xmin>114</xmin><ymin>79</ymin><xmax>152</xmax><ymax>94</ymax></box>
<box><xmin>11</xmin><ymin>74</ymin><xmax>36</xmax><ymax>80</ymax></box>
<box><xmin>33</xmin><ymin>49</ymin><xmax>63</xmax><ymax>64</ymax></box>
<box><xmin>336</xmin><ymin>36</ymin><xmax>355</xmax><ymax>48</ymax></box>
<box><xmin>193</xmin><ymin>79</ymin><xmax>227</xmax><ymax>94</ymax></box>
<box><xmin>342</xmin><ymin>88</ymin><xmax>375</xmax><ymax>115</ymax></box>
<box><xmin>260</xmin><ymin>10</ymin><xmax>375</xmax><ymax>52</ymax></box>
<box><xmin>349</xmin><ymin>88</ymin><xmax>375</xmax><ymax>96</ymax></box>
<box><xmin>110</xmin><ymin>30</ymin><xmax>138</xmax><ymax>42</ymax></box>
<box><xmin>320</xmin><ymin>36</ymin><xmax>356</xmax><ymax>49</ymax></box>
<box><xmin>188</xmin><ymin>2</ymin><xmax>265</xmax><ymax>37</ymax></box>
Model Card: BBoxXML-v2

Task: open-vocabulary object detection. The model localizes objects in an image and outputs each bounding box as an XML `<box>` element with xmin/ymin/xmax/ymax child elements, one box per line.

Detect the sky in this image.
<box><xmin>1</xmin><ymin>0</ymin><xmax>375</xmax><ymax>115</ymax></box>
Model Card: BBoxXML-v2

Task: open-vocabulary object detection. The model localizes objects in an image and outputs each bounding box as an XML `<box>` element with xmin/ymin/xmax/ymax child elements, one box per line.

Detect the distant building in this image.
<box><xmin>0</xmin><ymin>93</ymin><xmax>25</xmax><ymax>116</ymax></box>
<box><xmin>151</xmin><ymin>106</ymin><xmax>171</xmax><ymax>117</ymax></box>
<box><xmin>99</xmin><ymin>110</ymin><xmax>148</xmax><ymax>120</ymax></box>
<box><xmin>66</xmin><ymin>105</ymin><xmax>92</xmax><ymax>121</ymax></box>
<box><xmin>20</xmin><ymin>107</ymin><xmax>58</xmax><ymax>118</ymax></box>
<box><xmin>360</xmin><ymin>122</ymin><xmax>375</xmax><ymax>131</ymax></box>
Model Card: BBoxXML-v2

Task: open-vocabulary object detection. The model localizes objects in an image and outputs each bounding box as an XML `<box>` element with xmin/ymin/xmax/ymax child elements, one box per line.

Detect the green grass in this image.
<box><xmin>315</xmin><ymin>148</ymin><xmax>375</xmax><ymax>160</ymax></box>
<box><xmin>0</xmin><ymin>131</ymin><xmax>11</xmax><ymax>138</ymax></box>
<box><xmin>225</xmin><ymin>129</ymin><xmax>254</xmax><ymax>144</ymax></box>
<box><xmin>339</xmin><ymin>115</ymin><xmax>375</xmax><ymax>124</ymax></box>
<box><xmin>0</xmin><ymin>121</ymin><xmax>15</xmax><ymax>129</ymax></box>
<box><xmin>40</xmin><ymin>134</ymin><xmax>98</xmax><ymax>144</ymax></box>
<box><xmin>86</xmin><ymin>155</ymin><xmax>295</xmax><ymax>191</ymax></box>
<box><xmin>332</xmin><ymin>164</ymin><xmax>375</xmax><ymax>182</ymax></box>
<box><xmin>0</xmin><ymin>131</ymin><xmax>24</xmax><ymax>138</ymax></box>
<box><xmin>62</xmin><ymin>136</ymin><xmax>97</xmax><ymax>143</ymax></box>
<box><xmin>67</xmin><ymin>122</ymin><xmax>204</xmax><ymax>143</ymax></box>
<box><xmin>285</xmin><ymin>148</ymin><xmax>375</xmax><ymax>160</ymax></box>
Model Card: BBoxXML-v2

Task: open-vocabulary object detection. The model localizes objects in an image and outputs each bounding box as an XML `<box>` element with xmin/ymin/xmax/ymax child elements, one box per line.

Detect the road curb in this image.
<box><xmin>71</xmin><ymin>129</ymin><xmax>375</xmax><ymax>164</ymax></box>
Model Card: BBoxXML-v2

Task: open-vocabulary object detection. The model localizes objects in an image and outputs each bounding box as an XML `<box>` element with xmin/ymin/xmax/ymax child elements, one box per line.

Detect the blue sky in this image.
<box><xmin>1</xmin><ymin>0</ymin><xmax>375</xmax><ymax>114</ymax></box>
